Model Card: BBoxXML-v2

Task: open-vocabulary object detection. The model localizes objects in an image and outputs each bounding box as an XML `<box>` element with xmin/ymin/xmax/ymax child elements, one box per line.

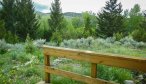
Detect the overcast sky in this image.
<box><xmin>32</xmin><ymin>0</ymin><xmax>146</xmax><ymax>13</ymax></box>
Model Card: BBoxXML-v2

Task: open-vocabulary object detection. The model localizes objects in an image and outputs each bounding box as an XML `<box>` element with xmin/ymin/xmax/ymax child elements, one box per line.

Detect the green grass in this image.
<box><xmin>0</xmin><ymin>41</ymin><xmax>146</xmax><ymax>84</ymax></box>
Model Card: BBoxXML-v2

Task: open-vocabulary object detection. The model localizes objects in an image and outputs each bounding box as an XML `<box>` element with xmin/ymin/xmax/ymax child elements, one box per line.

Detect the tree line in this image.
<box><xmin>0</xmin><ymin>0</ymin><xmax>146</xmax><ymax>44</ymax></box>
<box><xmin>0</xmin><ymin>0</ymin><xmax>39</xmax><ymax>43</ymax></box>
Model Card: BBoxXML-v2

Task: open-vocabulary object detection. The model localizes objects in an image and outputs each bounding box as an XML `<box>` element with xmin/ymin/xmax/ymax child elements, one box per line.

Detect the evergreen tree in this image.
<box><xmin>15</xmin><ymin>0</ymin><xmax>39</xmax><ymax>41</ymax></box>
<box><xmin>0</xmin><ymin>0</ymin><xmax>16</xmax><ymax>34</ymax></box>
<box><xmin>0</xmin><ymin>20</ymin><xmax>6</xmax><ymax>39</ymax></box>
<box><xmin>0</xmin><ymin>0</ymin><xmax>39</xmax><ymax>41</ymax></box>
<box><xmin>97</xmin><ymin>0</ymin><xmax>124</xmax><ymax>38</ymax></box>
<box><xmin>48</xmin><ymin>0</ymin><xmax>64</xmax><ymax>42</ymax></box>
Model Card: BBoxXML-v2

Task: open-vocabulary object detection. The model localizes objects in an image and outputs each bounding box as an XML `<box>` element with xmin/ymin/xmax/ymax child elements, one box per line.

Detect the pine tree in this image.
<box><xmin>0</xmin><ymin>0</ymin><xmax>16</xmax><ymax>34</ymax></box>
<box><xmin>97</xmin><ymin>0</ymin><xmax>124</xmax><ymax>38</ymax></box>
<box><xmin>48</xmin><ymin>0</ymin><xmax>64</xmax><ymax>42</ymax></box>
<box><xmin>0</xmin><ymin>20</ymin><xmax>6</xmax><ymax>39</ymax></box>
<box><xmin>0</xmin><ymin>0</ymin><xmax>39</xmax><ymax>41</ymax></box>
<box><xmin>15</xmin><ymin>0</ymin><xmax>39</xmax><ymax>41</ymax></box>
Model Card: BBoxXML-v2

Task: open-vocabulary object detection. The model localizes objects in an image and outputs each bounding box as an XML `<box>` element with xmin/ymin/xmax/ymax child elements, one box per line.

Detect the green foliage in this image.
<box><xmin>132</xmin><ymin>12</ymin><xmax>146</xmax><ymax>42</ymax></box>
<box><xmin>0</xmin><ymin>0</ymin><xmax>39</xmax><ymax>42</ymax></box>
<box><xmin>25</xmin><ymin>34</ymin><xmax>36</xmax><ymax>53</ymax></box>
<box><xmin>0</xmin><ymin>19</ymin><xmax>19</xmax><ymax>43</ymax></box>
<box><xmin>97</xmin><ymin>0</ymin><xmax>124</xmax><ymax>37</ymax></box>
<box><xmin>61</xmin><ymin>19</ymin><xmax>84</xmax><ymax>39</ymax></box>
<box><xmin>38</xmin><ymin>15</ymin><xmax>50</xmax><ymax>40</ymax></box>
<box><xmin>0</xmin><ymin>0</ymin><xmax>16</xmax><ymax>34</ymax></box>
<box><xmin>33</xmin><ymin>39</ymin><xmax>46</xmax><ymax>47</ymax></box>
<box><xmin>5</xmin><ymin>31</ymin><xmax>19</xmax><ymax>43</ymax></box>
<box><xmin>15</xmin><ymin>0</ymin><xmax>39</xmax><ymax>41</ymax></box>
<box><xmin>82</xmin><ymin>12</ymin><xmax>97</xmax><ymax>37</ymax></box>
<box><xmin>113</xmin><ymin>32</ymin><xmax>124</xmax><ymax>41</ymax></box>
<box><xmin>97</xmin><ymin>65</ymin><xmax>132</xmax><ymax>83</ymax></box>
<box><xmin>0</xmin><ymin>38</ymin><xmax>146</xmax><ymax>84</ymax></box>
<box><xmin>51</xmin><ymin>32</ymin><xmax>63</xmax><ymax>46</ymax></box>
<box><xmin>124</xmin><ymin>4</ymin><xmax>143</xmax><ymax>34</ymax></box>
<box><xmin>0</xmin><ymin>39</ymin><xmax>9</xmax><ymax>54</ymax></box>
<box><xmin>48</xmin><ymin>0</ymin><xmax>64</xmax><ymax>42</ymax></box>
<box><xmin>60</xmin><ymin>37</ymin><xmax>146</xmax><ymax>50</ymax></box>
<box><xmin>0</xmin><ymin>20</ymin><xmax>6</xmax><ymax>39</ymax></box>
<box><xmin>132</xmin><ymin>29</ymin><xmax>146</xmax><ymax>42</ymax></box>
<box><xmin>24</xmin><ymin>67</ymin><xmax>40</xmax><ymax>77</ymax></box>
<box><xmin>132</xmin><ymin>29</ymin><xmax>142</xmax><ymax>42</ymax></box>
<box><xmin>71</xmin><ymin>17</ymin><xmax>84</xmax><ymax>28</ymax></box>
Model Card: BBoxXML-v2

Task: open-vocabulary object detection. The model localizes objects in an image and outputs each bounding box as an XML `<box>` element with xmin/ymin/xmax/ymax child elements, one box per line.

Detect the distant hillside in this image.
<box><xmin>63</xmin><ymin>12</ymin><xmax>82</xmax><ymax>17</ymax></box>
<box><xmin>36</xmin><ymin>11</ymin><xmax>82</xmax><ymax>18</ymax></box>
<box><xmin>36</xmin><ymin>11</ymin><xmax>50</xmax><ymax>16</ymax></box>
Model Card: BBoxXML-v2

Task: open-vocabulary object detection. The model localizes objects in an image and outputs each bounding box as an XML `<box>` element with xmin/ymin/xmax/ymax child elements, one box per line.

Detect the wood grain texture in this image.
<box><xmin>45</xmin><ymin>66</ymin><xmax>115</xmax><ymax>84</ymax></box>
<box><xmin>44</xmin><ymin>54</ymin><xmax>50</xmax><ymax>83</ymax></box>
<box><xmin>43</xmin><ymin>45</ymin><xmax>146</xmax><ymax>72</ymax></box>
<box><xmin>91</xmin><ymin>63</ymin><xmax>97</xmax><ymax>78</ymax></box>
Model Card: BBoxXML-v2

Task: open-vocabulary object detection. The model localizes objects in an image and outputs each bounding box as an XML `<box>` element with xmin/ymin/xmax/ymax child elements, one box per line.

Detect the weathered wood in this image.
<box><xmin>45</xmin><ymin>66</ymin><xmax>115</xmax><ymax>84</ymax></box>
<box><xmin>43</xmin><ymin>45</ymin><xmax>146</xmax><ymax>72</ymax></box>
<box><xmin>91</xmin><ymin>63</ymin><xmax>97</xmax><ymax>78</ymax></box>
<box><xmin>44</xmin><ymin>54</ymin><xmax>50</xmax><ymax>83</ymax></box>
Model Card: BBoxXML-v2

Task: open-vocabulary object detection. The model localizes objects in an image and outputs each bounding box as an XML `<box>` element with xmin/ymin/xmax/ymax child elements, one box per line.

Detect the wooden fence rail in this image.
<box><xmin>42</xmin><ymin>45</ymin><xmax>146</xmax><ymax>84</ymax></box>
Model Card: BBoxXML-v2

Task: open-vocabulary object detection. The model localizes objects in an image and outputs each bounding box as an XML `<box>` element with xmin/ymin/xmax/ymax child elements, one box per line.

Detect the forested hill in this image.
<box><xmin>63</xmin><ymin>12</ymin><xmax>82</xmax><ymax>17</ymax></box>
<box><xmin>36</xmin><ymin>11</ymin><xmax>82</xmax><ymax>17</ymax></box>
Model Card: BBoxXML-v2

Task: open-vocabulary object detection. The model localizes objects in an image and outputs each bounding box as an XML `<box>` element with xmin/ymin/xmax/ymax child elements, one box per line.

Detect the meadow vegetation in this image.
<box><xmin>0</xmin><ymin>0</ymin><xmax>146</xmax><ymax>84</ymax></box>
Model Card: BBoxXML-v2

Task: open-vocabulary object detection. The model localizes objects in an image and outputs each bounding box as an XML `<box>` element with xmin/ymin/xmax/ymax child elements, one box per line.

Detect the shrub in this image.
<box><xmin>119</xmin><ymin>37</ymin><xmax>146</xmax><ymax>48</ymax></box>
<box><xmin>11</xmin><ymin>44</ymin><xmax>24</xmax><ymax>52</ymax></box>
<box><xmin>60</xmin><ymin>37</ymin><xmax>114</xmax><ymax>49</ymax></box>
<box><xmin>142</xmin><ymin>32</ymin><xmax>146</xmax><ymax>42</ymax></box>
<box><xmin>24</xmin><ymin>67</ymin><xmax>40</xmax><ymax>77</ymax></box>
<box><xmin>51</xmin><ymin>32</ymin><xmax>63</xmax><ymax>46</ymax></box>
<box><xmin>132</xmin><ymin>29</ymin><xmax>146</xmax><ymax>42</ymax></box>
<box><xmin>0</xmin><ymin>39</ymin><xmax>10</xmax><ymax>54</ymax></box>
<box><xmin>5</xmin><ymin>31</ymin><xmax>19</xmax><ymax>44</ymax></box>
<box><xmin>97</xmin><ymin>65</ymin><xmax>132</xmax><ymax>83</ymax></box>
<box><xmin>113</xmin><ymin>32</ymin><xmax>124</xmax><ymax>41</ymax></box>
<box><xmin>132</xmin><ymin>29</ymin><xmax>143</xmax><ymax>42</ymax></box>
<box><xmin>33</xmin><ymin>39</ymin><xmax>46</xmax><ymax>47</ymax></box>
<box><xmin>60</xmin><ymin>36</ymin><xmax>146</xmax><ymax>50</ymax></box>
<box><xmin>25</xmin><ymin>34</ymin><xmax>36</xmax><ymax>53</ymax></box>
<box><xmin>45</xmin><ymin>42</ymin><xmax>58</xmax><ymax>47</ymax></box>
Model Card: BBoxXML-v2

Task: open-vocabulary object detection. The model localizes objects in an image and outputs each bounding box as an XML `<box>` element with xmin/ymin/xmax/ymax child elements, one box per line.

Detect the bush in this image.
<box><xmin>132</xmin><ymin>29</ymin><xmax>143</xmax><ymax>42</ymax></box>
<box><xmin>33</xmin><ymin>39</ymin><xmax>46</xmax><ymax>47</ymax></box>
<box><xmin>142</xmin><ymin>32</ymin><xmax>146</xmax><ymax>42</ymax></box>
<box><xmin>25</xmin><ymin>34</ymin><xmax>36</xmax><ymax>53</ymax></box>
<box><xmin>132</xmin><ymin>29</ymin><xmax>146</xmax><ymax>42</ymax></box>
<box><xmin>60</xmin><ymin>37</ymin><xmax>113</xmax><ymax>49</ymax></box>
<box><xmin>51</xmin><ymin>32</ymin><xmax>63</xmax><ymax>46</ymax></box>
<box><xmin>60</xmin><ymin>36</ymin><xmax>146</xmax><ymax>50</ymax></box>
<box><xmin>5</xmin><ymin>31</ymin><xmax>19</xmax><ymax>44</ymax></box>
<box><xmin>11</xmin><ymin>43</ymin><xmax>24</xmax><ymax>52</ymax></box>
<box><xmin>119</xmin><ymin>37</ymin><xmax>146</xmax><ymax>48</ymax></box>
<box><xmin>97</xmin><ymin>65</ymin><xmax>132</xmax><ymax>83</ymax></box>
<box><xmin>24</xmin><ymin>67</ymin><xmax>40</xmax><ymax>77</ymax></box>
<box><xmin>113</xmin><ymin>32</ymin><xmax>124</xmax><ymax>41</ymax></box>
<box><xmin>0</xmin><ymin>39</ymin><xmax>10</xmax><ymax>54</ymax></box>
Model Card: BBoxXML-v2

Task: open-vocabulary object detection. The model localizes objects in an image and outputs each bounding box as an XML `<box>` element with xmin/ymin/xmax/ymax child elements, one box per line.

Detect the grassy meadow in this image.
<box><xmin>0</xmin><ymin>37</ymin><xmax>146</xmax><ymax>84</ymax></box>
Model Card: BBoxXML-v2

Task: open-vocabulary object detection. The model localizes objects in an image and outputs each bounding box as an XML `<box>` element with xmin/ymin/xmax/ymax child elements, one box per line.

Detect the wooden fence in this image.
<box><xmin>42</xmin><ymin>45</ymin><xmax>146</xmax><ymax>84</ymax></box>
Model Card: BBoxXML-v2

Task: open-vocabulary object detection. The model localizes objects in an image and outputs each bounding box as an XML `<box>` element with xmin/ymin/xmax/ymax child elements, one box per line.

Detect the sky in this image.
<box><xmin>32</xmin><ymin>0</ymin><xmax>146</xmax><ymax>13</ymax></box>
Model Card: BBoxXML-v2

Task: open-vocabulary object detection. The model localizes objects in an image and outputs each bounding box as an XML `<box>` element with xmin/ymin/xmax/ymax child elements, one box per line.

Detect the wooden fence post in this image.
<box><xmin>91</xmin><ymin>63</ymin><xmax>97</xmax><ymax>78</ymax></box>
<box><xmin>44</xmin><ymin>54</ymin><xmax>51</xmax><ymax>83</ymax></box>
